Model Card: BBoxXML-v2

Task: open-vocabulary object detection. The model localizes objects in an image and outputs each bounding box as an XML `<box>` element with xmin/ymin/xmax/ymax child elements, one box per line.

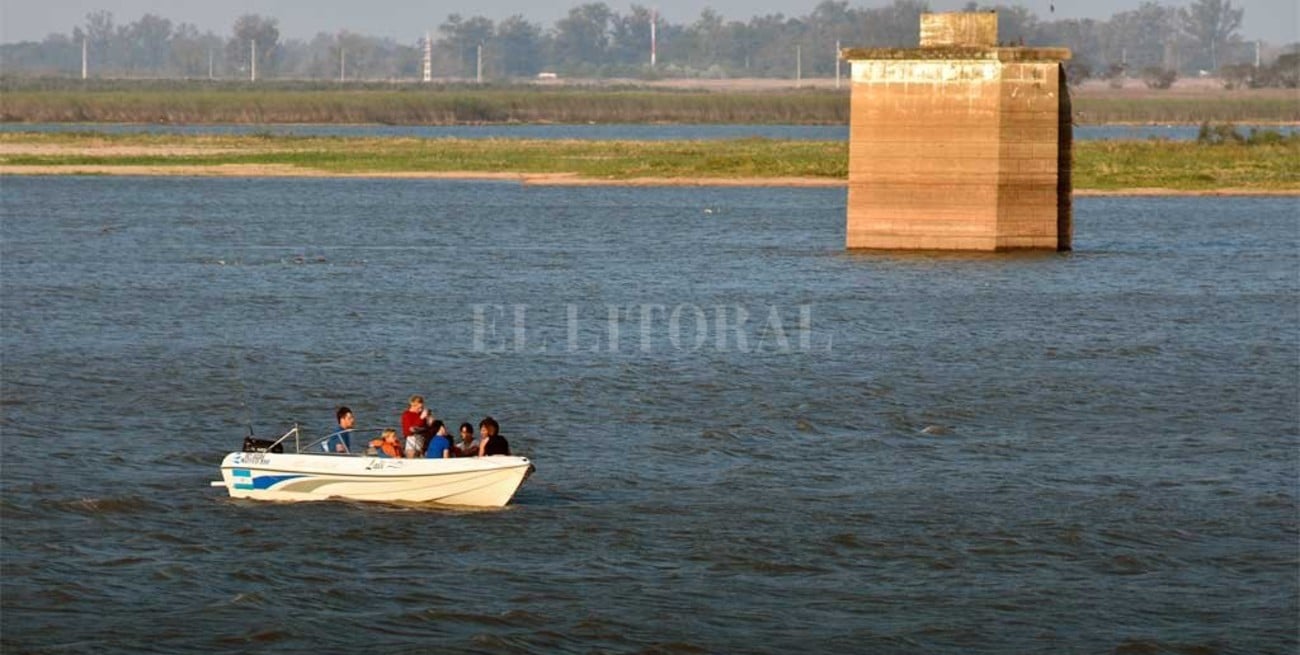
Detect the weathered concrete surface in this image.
<box><xmin>843</xmin><ymin>12</ymin><xmax>1072</xmax><ymax>251</ymax></box>
<box><xmin>920</xmin><ymin>12</ymin><xmax>998</xmax><ymax>48</ymax></box>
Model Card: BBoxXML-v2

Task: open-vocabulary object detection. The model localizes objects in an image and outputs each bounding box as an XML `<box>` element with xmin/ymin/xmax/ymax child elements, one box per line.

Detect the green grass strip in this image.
<box><xmin>3</xmin><ymin>85</ymin><xmax>1299</xmax><ymax>125</ymax></box>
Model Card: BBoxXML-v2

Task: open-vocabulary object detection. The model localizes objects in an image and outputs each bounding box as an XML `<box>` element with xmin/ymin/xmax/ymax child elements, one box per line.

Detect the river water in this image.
<box><xmin>2</xmin><ymin>122</ymin><xmax>1295</xmax><ymax>141</ymax></box>
<box><xmin>1</xmin><ymin>177</ymin><xmax>1296</xmax><ymax>653</ymax></box>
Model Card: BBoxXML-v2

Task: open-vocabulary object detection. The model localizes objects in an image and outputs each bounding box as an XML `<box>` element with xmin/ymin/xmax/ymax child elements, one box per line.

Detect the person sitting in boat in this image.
<box><xmin>322</xmin><ymin>406</ymin><xmax>355</xmax><ymax>453</ymax></box>
<box><xmin>400</xmin><ymin>395</ymin><xmax>432</xmax><ymax>456</ymax></box>
<box><xmin>478</xmin><ymin>416</ymin><xmax>510</xmax><ymax>456</ymax></box>
<box><xmin>369</xmin><ymin>428</ymin><xmax>404</xmax><ymax>458</ymax></box>
<box><xmin>453</xmin><ymin>422</ymin><xmax>476</xmax><ymax>457</ymax></box>
<box><xmin>425</xmin><ymin>420</ymin><xmax>453</xmax><ymax>459</ymax></box>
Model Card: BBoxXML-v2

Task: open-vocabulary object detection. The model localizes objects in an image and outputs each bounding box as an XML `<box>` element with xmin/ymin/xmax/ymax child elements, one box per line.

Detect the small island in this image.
<box><xmin>1</xmin><ymin>129</ymin><xmax>1296</xmax><ymax>194</ymax></box>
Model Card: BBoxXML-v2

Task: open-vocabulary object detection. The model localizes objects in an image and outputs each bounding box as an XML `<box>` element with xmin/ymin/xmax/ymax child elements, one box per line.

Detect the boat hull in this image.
<box><xmin>217</xmin><ymin>452</ymin><xmax>533</xmax><ymax>507</ymax></box>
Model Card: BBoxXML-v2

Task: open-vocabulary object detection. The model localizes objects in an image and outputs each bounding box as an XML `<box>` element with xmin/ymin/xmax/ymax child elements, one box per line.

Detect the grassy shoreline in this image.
<box><xmin>2</xmin><ymin>132</ymin><xmax>1297</xmax><ymax>192</ymax></box>
<box><xmin>0</xmin><ymin>88</ymin><xmax>852</xmax><ymax>126</ymax></box>
<box><xmin>2</xmin><ymin>81</ymin><xmax>1297</xmax><ymax>126</ymax></box>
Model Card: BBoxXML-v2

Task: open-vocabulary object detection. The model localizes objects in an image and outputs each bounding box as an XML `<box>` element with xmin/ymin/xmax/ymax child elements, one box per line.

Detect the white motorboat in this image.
<box><xmin>211</xmin><ymin>426</ymin><xmax>534</xmax><ymax>508</ymax></box>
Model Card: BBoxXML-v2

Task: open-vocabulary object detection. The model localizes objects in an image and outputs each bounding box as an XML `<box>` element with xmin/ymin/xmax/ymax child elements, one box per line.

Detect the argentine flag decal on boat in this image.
<box><xmin>232</xmin><ymin>469</ymin><xmax>253</xmax><ymax>490</ymax></box>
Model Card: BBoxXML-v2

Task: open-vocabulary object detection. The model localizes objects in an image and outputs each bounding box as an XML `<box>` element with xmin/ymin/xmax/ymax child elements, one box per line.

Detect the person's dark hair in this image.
<box><xmin>459</xmin><ymin>422</ymin><xmax>473</xmax><ymax>434</ymax></box>
<box><xmin>430</xmin><ymin>419</ymin><xmax>445</xmax><ymax>435</ymax></box>
<box><xmin>336</xmin><ymin>406</ymin><xmax>353</xmax><ymax>423</ymax></box>
<box><xmin>478</xmin><ymin>416</ymin><xmax>499</xmax><ymax>436</ymax></box>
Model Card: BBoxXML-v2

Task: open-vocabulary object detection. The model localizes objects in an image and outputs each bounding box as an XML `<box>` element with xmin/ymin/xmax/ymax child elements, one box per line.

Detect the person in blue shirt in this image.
<box><xmin>425</xmin><ymin>420</ymin><xmax>452</xmax><ymax>459</ymax></box>
<box><xmin>323</xmin><ymin>406</ymin><xmax>354</xmax><ymax>454</ymax></box>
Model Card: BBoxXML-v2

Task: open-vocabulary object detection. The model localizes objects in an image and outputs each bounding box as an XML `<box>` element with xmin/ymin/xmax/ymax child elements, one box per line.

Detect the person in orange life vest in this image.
<box><xmin>370</xmin><ymin>428</ymin><xmax>404</xmax><ymax>458</ymax></box>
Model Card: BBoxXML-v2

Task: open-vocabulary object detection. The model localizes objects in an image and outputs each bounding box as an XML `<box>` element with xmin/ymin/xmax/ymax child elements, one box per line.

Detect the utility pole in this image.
<box><xmin>476</xmin><ymin>43</ymin><xmax>483</xmax><ymax>83</ymax></box>
<box><xmin>650</xmin><ymin>9</ymin><xmax>657</xmax><ymax>68</ymax></box>
<box><xmin>250</xmin><ymin>39</ymin><xmax>257</xmax><ymax>82</ymax></box>
<box><xmin>835</xmin><ymin>39</ymin><xmax>841</xmax><ymax>89</ymax></box>
<box><xmin>81</xmin><ymin>38</ymin><xmax>87</xmax><ymax>79</ymax></box>
<box><xmin>796</xmin><ymin>45</ymin><xmax>802</xmax><ymax>87</ymax></box>
<box><xmin>422</xmin><ymin>31</ymin><xmax>433</xmax><ymax>83</ymax></box>
<box><xmin>340</xmin><ymin>48</ymin><xmax>346</xmax><ymax>82</ymax></box>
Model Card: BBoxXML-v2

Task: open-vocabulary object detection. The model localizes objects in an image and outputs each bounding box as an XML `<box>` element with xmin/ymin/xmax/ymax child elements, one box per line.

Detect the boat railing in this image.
<box><xmin>257</xmin><ymin>424</ymin><xmax>302</xmax><ymax>453</ymax></box>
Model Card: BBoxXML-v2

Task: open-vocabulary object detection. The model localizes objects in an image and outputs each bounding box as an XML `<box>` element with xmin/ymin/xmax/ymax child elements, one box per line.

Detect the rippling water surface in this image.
<box><xmin>2</xmin><ymin>177</ymin><xmax>1296</xmax><ymax>654</ymax></box>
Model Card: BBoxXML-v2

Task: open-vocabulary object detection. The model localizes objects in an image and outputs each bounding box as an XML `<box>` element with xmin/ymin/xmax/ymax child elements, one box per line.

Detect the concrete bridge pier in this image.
<box><xmin>842</xmin><ymin>12</ymin><xmax>1072</xmax><ymax>251</ymax></box>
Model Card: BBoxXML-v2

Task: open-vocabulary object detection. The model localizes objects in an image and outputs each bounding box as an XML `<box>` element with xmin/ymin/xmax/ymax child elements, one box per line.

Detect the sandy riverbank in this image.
<box><xmin>0</xmin><ymin>164</ymin><xmax>843</xmax><ymax>187</ymax></box>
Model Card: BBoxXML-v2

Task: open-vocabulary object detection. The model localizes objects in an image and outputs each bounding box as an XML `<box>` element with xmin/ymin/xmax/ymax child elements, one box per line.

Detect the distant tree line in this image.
<box><xmin>1</xmin><ymin>0</ymin><xmax>1295</xmax><ymax>86</ymax></box>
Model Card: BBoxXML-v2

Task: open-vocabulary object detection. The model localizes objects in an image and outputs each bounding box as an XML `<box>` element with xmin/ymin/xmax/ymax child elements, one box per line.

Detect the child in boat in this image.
<box><xmin>401</xmin><ymin>395</ymin><xmax>432</xmax><ymax>456</ymax></box>
<box><xmin>425</xmin><ymin>420</ymin><xmax>452</xmax><ymax>459</ymax></box>
<box><xmin>370</xmin><ymin>428</ymin><xmax>404</xmax><ymax>458</ymax></box>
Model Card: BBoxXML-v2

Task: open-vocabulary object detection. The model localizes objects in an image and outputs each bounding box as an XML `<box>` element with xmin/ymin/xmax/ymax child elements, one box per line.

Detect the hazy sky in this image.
<box><xmin>2</xmin><ymin>0</ymin><xmax>1297</xmax><ymax>44</ymax></box>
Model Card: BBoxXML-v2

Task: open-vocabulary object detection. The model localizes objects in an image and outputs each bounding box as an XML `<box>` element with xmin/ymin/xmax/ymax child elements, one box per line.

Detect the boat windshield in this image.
<box><xmin>298</xmin><ymin>427</ymin><xmax>389</xmax><ymax>455</ymax></box>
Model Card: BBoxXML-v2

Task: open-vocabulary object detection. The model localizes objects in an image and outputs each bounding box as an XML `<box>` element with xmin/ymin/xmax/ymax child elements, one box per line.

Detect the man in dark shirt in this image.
<box><xmin>478</xmin><ymin>416</ymin><xmax>511</xmax><ymax>456</ymax></box>
<box><xmin>323</xmin><ymin>406</ymin><xmax>355</xmax><ymax>453</ymax></box>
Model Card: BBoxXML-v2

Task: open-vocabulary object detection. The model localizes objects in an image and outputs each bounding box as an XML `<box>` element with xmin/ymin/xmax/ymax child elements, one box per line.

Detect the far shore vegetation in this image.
<box><xmin>2</xmin><ymin>127</ymin><xmax>1296</xmax><ymax>192</ymax></box>
<box><xmin>4</xmin><ymin>1</ymin><xmax>1293</xmax><ymax>91</ymax></box>
<box><xmin>2</xmin><ymin>79</ymin><xmax>1298</xmax><ymax>126</ymax></box>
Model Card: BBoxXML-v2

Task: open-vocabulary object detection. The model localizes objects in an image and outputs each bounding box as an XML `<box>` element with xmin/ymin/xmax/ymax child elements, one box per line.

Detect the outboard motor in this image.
<box><xmin>242</xmin><ymin>436</ymin><xmax>284</xmax><ymax>453</ymax></box>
